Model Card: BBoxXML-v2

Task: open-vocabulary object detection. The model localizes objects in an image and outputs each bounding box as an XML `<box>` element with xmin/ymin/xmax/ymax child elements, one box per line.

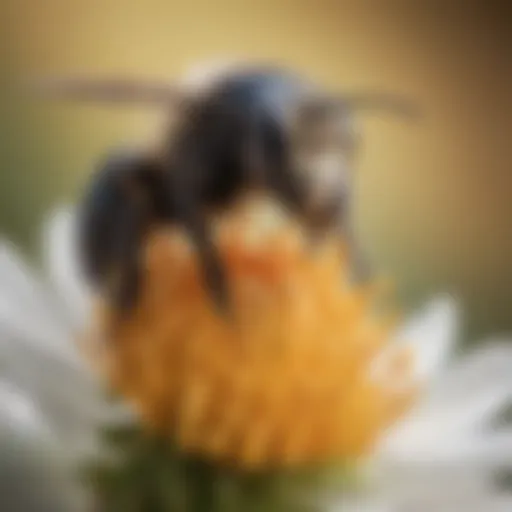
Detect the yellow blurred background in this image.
<box><xmin>0</xmin><ymin>0</ymin><xmax>509</xmax><ymax>341</ymax></box>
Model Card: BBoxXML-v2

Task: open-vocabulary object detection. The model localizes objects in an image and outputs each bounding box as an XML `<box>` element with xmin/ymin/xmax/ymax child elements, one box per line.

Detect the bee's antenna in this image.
<box><xmin>32</xmin><ymin>75</ymin><xmax>186</xmax><ymax>106</ymax></box>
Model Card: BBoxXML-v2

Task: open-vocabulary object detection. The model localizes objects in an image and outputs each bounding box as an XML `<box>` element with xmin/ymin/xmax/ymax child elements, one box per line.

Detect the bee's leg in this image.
<box><xmin>299</xmin><ymin>196</ymin><xmax>371</xmax><ymax>282</ymax></box>
<box><xmin>169</xmin><ymin>158</ymin><xmax>231</xmax><ymax>317</ymax></box>
<box><xmin>109</xmin><ymin>191</ymin><xmax>149</xmax><ymax>314</ymax></box>
<box><xmin>342</xmin><ymin>227</ymin><xmax>371</xmax><ymax>282</ymax></box>
<box><xmin>333</xmin><ymin>204</ymin><xmax>372</xmax><ymax>283</ymax></box>
<box><xmin>270</xmin><ymin>167</ymin><xmax>308</xmax><ymax>217</ymax></box>
<box><xmin>188</xmin><ymin>211</ymin><xmax>231</xmax><ymax>317</ymax></box>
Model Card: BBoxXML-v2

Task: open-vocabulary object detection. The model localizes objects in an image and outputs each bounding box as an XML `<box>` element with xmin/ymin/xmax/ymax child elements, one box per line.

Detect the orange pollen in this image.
<box><xmin>88</xmin><ymin>199</ymin><xmax>418</xmax><ymax>470</ymax></box>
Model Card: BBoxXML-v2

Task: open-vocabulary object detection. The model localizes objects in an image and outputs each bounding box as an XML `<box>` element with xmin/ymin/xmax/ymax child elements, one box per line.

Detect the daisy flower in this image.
<box><xmin>0</xmin><ymin>200</ymin><xmax>511</xmax><ymax>512</ymax></box>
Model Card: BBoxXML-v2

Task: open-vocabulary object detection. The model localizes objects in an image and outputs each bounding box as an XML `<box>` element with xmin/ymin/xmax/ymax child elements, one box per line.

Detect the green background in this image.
<box><xmin>0</xmin><ymin>0</ymin><xmax>510</xmax><ymax>342</ymax></box>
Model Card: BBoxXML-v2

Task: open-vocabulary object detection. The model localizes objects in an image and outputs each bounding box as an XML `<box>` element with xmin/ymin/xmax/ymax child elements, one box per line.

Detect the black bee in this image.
<box><xmin>37</xmin><ymin>63</ymin><xmax>417</xmax><ymax>316</ymax></box>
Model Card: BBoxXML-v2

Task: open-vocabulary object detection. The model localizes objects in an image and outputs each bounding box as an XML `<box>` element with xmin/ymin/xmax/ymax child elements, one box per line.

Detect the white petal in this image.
<box><xmin>394</xmin><ymin>295</ymin><xmax>459</xmax><ymax>381</ymax></box>
<box><xmin>0</xmin><ymin>241</ymin><xmax>71</xmax><ymax>334</ymax></box>
<box><xmin>376</xmin><ymin>339</ymin><xmax>512</xmax><ymax>488</ymax></box>
<box><xmin>0</xmin><ymin>322</ymin><xmax>106</xmax><ymax>443</ymax></box>
<box><xmin>420</xmin><ymin>430</ymin><xmax>512</xmax><ymax>468</ymax></box>
<box><xmin>0</xmin><ymin>298</ymin><xmax>82</xmax><ymax>367</ymax></box>
<box><xmin>0</xmin><ymin>240</ymin><xmax>83</xmax><ymax>368</ymax></box>
<box><xmin>41</xmin><ymin>207</ymin><xmax>92</xmax><ymax>329</ymax></box>
<box><xmin>426</xmin><ymin>341</ymin><xmax>512</xmax><ymax>406</ymax></box>
<box><xmin>0</xmin><ymin>242</ymin><xmax>43</xmax><ymax>303</ymax></box>
<box><xmin>382</xmin><ymin>386</ymin><xmax>511</xmax><ymax>455</ymax></box>
<box><xmin>379</xmin><ymin>421</ymin><xmax>512</xmax><ymax>471</ymax></box>
<box><xmin>330</xmin><ymin>468</ymin><xmax>511</xmax><ymax>512</ymax></box>
<box><xmin>389</xmin><ymin>494</ymin><xmax>512</xmax><ymax>512</ymax></box>
<box><xmin>0</xmin><ymin>421</ymin><xmax>88</xmax><ymax>512</ymax></box>
<box><xmin>329</xmin><ymin>501</ymin><xmax>390</xmax><ymax>512</ymax></box>
<box><xmin>478</xmin><ymin>498</ymin><xmax>512</xmax><ymax>512</ymax></box>
<box><xmin>0</xmin><ymin>380</ymin><xmax>47</xmax><ymax>434</ymax></box>
<box><xmin>380</xmin><ymin>341</ymin><xmax>512</xmax><ymax>456</ymax></box>
<box><xmin>367</xmin><ymin>460</ymin><xmax>511</xmax><ymax>512</ymax></box>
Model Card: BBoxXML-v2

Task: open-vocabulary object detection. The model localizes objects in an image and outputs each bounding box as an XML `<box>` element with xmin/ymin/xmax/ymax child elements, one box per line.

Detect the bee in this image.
<box><xmin>36</xmin><ymin>62</ymin><xmax>418</xmax><ymax>316</ymax></box>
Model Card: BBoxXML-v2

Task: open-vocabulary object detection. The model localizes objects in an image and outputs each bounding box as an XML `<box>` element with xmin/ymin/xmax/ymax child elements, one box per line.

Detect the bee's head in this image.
<box><xmin>287</xmin><ymin>96</ymin><xmax>360</xmax><ymax>228</ymax></box>
<box><xmin>285</xmin><ymin>89</ymin><xmax>420</xmax><ymax>230</ymax></box>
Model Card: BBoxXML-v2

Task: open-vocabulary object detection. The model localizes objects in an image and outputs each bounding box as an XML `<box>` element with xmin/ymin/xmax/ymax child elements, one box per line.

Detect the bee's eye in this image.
<box><xmin>292</xmin><ymin>98</ymin><xmax>359</xmax><ymax>156</ymax></box>
<box><xmin>293</xmin><ymin>119</ymin><xmax>357</xmax><ymax>157</ymax></box>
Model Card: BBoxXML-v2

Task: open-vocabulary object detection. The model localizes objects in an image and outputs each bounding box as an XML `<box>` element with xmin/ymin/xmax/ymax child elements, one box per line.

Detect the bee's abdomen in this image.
<box><xmin>78</xmin><ymin>148</ymin><xmax>159</xmax><ymax>287</ymax></box>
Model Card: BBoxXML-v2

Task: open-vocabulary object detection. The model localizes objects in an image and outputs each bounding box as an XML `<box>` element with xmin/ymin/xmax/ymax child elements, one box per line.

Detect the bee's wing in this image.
<box><xmin>342</xmin><ymin>90</ymin><xmax>422</xmax><ymax>120</ymax></box>
<box><xmin>32</xmin><ymin>75</ymin><xmax>186</xmax><ymax>106</ymax></box>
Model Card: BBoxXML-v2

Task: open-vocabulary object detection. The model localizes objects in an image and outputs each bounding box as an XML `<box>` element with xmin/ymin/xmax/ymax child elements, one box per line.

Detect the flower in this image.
<box><xmin>93</xmin><ymin>199</ymin><xmax>414</xmax><ymax>470</ymax></box>
<box><xmin>1</xmin><ymin>204</ymin><xmax>511</xmax><ymax>512</ymax></box>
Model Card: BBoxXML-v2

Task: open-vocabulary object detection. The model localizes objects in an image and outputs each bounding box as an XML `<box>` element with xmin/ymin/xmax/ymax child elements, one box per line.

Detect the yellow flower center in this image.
<box><xmin>89</xmin><ymin>198</ymin><xmax>417</xmax><ymax>470</ymax></box>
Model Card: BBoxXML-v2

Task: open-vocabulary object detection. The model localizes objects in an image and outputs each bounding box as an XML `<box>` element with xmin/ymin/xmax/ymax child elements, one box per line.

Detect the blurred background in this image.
<box><xmin>0</xmin><ymin>0</ymin><xmax>510</xmax><ymax>343</ymax></box>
